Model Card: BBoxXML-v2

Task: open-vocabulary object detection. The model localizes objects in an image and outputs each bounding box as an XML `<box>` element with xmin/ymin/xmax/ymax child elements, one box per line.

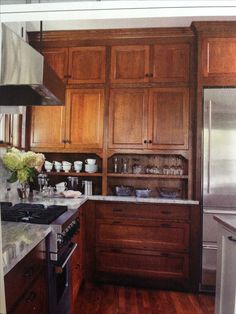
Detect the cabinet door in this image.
<box><xmin>110</xmin><ymin>45</ymin><xmax>150</xmax><ymax>83</ymax></box>
<box><xmin>68</xmin><ymin>47</ymin><xmax>106</xmax><ymax>84</ymax></box>
<box><xmin>148</xmin><ymin>88</ymin><xmax>189</xmax><ymax>149</ymax></box>
<box><xmin>202</xmin><ymin>38</ymin><xmax>236</xmax><ymax>78</ymax></box>
<box><xmin>66</xmin><ymin>89</ymin><xmax>104</xmax><ymax>149</ymax></box>
<box><xmin>42</xmin><ymin>47</ymin><xmax>68</xmax><ymax>82</ymax></box>
<box><xmin>96</xmin><ymin>248</ymin><xmax>189</xmax><ymax>280</ymax></box>
<box><xmin>152</xmin><ymin>43</ymin><xmax>190</xmax><ymax>82</ymax></box>
<box><xmin>108</xmin><ymin>89</ymin><xmax>148</xmax><ymax>149</ymax></box>
<box><xmin>30</xmin><ymin>106</ymin><xmax>65</xmax><ymax>149</ymax></box>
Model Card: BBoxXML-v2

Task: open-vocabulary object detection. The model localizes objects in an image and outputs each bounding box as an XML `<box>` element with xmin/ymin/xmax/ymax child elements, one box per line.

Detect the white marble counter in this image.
<box><xmin>214</xmin><ymin>214</ymin><xmax>236</xmax><ymax>234</ymax></box>
<box><xmin>2</xmin><ymin>222</ymin><xmax>51</xmax><ymax>275</ymax></box>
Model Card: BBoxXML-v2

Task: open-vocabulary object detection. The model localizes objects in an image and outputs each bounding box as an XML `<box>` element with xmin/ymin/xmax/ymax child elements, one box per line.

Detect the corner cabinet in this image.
<box><xmin>109</xmin><ymin>87</ymin><xmax>189</xmax><ymax>150</ymax></box>
<box><xmin>30</xmin><ymin>89</ymin><xmax>104</xmax><ymax>150</ymax></box>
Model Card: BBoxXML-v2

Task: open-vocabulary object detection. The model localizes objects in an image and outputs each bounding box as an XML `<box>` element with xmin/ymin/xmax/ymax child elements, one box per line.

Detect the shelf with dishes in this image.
<box><xmin>107</xmin><ymin>173</ymin><xmax>188</xmax><ymax>179</ymax></box>
<box><xmin>45</xmin><ymin>171</ymin><xmax>103</xmax><ymax>177</ymax></box>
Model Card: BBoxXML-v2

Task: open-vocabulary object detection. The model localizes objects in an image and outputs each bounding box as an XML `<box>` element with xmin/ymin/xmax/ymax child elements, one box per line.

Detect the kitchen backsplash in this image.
<box><xmin>0</xmin><ymin>148</ymin><xmax>18</xmax><ymax>200</ymax></box>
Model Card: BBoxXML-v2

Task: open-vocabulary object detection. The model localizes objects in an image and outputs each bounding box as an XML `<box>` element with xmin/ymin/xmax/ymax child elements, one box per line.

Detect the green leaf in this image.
<box><xmin>7</xmin><ymin>171</ymin><xmax>18</xmax><ymax>183</ymax></box>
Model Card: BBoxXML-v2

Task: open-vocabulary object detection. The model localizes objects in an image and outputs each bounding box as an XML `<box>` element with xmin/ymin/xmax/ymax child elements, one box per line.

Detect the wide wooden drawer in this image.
<box><xmin>5</xmin><ymin>240</ymin><xmax>46</xmax><ymax>313</ymax></box>
<box><xmin>96</xmin><ymin>219</ymin><xmax>189</xmax><ymax>251</ymax></box>
<box><xmin>96</xmin><ymin>248</ymin><xmax>189</xmax><ymax>279</ymax></box>
<box><xmin>95</xmin><ymin>202</ymin><xmax>190</xmax><ymax>221</ymax></box>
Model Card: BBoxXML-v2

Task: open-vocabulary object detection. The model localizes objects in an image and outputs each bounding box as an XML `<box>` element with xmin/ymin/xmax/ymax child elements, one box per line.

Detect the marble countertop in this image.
<box><xmin>214</xmin><ymin>214</ymin><xmax>236</xmax><ymax>234</ymax></box>
<box><xmin>1</xmin><ymin>221</ymin><xmax>51</xmax><ymax>275</ymax></box>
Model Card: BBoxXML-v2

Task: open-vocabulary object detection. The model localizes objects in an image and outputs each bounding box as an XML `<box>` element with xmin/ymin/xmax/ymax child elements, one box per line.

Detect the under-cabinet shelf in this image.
<box><xmin>107</xmin><ymin>173</ymin><xmax>188</xmax><ymax>179</ymax></box>
<box><xmin>45</xmin><ymin>171</ymin><xmax>103</xmax><ymax>177</ymax></box>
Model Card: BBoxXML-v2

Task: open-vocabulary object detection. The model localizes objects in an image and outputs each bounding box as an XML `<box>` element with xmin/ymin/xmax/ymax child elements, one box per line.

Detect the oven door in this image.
<box><xmin>48</xmin><ymin>242</ymin><xmax>77</xmax><ymax>314</ymax></box>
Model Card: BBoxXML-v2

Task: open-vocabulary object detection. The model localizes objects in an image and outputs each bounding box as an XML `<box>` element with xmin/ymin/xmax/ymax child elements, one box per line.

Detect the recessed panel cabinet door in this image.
<box><xmin>42</xmin><ymin>47</ymin><xmax>68</xmax><ymax>82</ymax></box>
<box><xmin>202</xmin><ymin>38</ymin><xmax>236</xmax><ymax>77</ymax></box>
<box><xmin>108</xmin><ymin>89</ymin><xmax>148</xmax><ymax>149</ymax></box>
<box><xmin>148</xmin><ymin>88</ymin><xmax>189</xmax><ymax>150</ymax></box>
<box><xmin>152</xmin><ymin>43</ymin><xmax>190</xmax><ymax>83</ymax></box>
<box><xmin>68</xmin><ymin>47</ymin><xmax>106</xmax><ymax>84</ymax></box>
<box><xmin>30</xmin><ymin>106</ymin><xmax>65</xmax><ymax>148</ymax></box>
<box><xmin>66</xmin><ymin>89</ymin><xmax>104</xmax><ymax>149</ymax></box>
<box><xmin>110</xmin><ymin>45</ymin><xmax>150</xmax><ymax>83</ymax></box>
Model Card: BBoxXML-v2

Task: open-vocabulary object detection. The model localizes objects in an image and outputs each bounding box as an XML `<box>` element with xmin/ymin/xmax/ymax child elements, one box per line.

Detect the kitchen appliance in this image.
<box><xmin>0</xmin><ymin>202</ymin><xmax>80</xmax><ymax>314</ymax></box>
<box><xmin>0</xmin><ymin>23</ymin><xmax>65</xmax><ymax>106</ymax></box>
<box><xmin>201</xmin><ymin>88</ymin><xmax>236</xmax><ymax>291</ymax></box>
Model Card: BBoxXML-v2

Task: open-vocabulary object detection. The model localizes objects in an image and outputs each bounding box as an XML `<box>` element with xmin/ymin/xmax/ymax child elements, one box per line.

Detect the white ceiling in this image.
<box><xmin>1</xmin><ymin>1</ymin><xmax>236</xmax><ymax>30</ymax></box>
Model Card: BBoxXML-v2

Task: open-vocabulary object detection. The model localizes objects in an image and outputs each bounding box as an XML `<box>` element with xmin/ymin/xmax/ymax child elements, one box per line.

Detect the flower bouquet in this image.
<box><xmin>2</xmin><ymin>147</ymin><xmax>45</xmax><ymax>198</ymax></box>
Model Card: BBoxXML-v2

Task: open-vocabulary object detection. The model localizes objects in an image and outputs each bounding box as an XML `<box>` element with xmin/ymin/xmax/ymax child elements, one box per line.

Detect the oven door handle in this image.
<box><xmin>54</xmin><ymin>243</ymin><xmax>77</xmax><ymax>274</ymax></box>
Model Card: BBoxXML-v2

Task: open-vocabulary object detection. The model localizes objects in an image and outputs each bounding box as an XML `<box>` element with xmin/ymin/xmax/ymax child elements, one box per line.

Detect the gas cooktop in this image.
<box><xmin>0</xmin><ymin>202</ymin><xmax>68</xmax><ymax>224</ymax></box>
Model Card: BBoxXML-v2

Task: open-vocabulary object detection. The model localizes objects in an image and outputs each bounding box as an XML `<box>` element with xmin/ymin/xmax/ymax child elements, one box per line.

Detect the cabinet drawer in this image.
<box><xmin>95</xmin><ymin>202</ymin><xmax>190</xmax><ymax>221</ymax></box>
<box><xmin>96</xmin><ymin>220</ymin><xmax>189</xmax><ymax>251</ymax></box>
<box><xmin>5</xmin><ymin>240</ymin><xmax>46</xmax><ymax>313</ymax></box>
<box><xmin>96</xmin><ymin>248</ymin><xmax>189</xmax><ymax>280</ymax></box>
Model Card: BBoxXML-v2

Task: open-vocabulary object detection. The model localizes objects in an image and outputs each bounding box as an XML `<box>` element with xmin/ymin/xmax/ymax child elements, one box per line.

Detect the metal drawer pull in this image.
<box><xmin>228</xmin><ymin>236</ymin><xmax>236</xmax><ymax>242</ymax></box>
<box><xmin>160</xmin><ymin>223</ymin><xmax>171</xmax><ymax>227</ymax></box>
<box><xmin>112</xmin><ymin>208</ymin><xmax>123</xmax><ymax>212</ymax></box>
<box><xmin>55</xmin><ymin>243</ymin><xmax>77</xmax><ymax>274</ymax></box>
<box><xmin>26</xmin><ymin>291</ymin><xmax>37</xmax><ymax>303</ymax></box>
<box><xmin>161</xmin><ymin>211</ymin><xmax>171</xmax><ymax>215</ymax></box>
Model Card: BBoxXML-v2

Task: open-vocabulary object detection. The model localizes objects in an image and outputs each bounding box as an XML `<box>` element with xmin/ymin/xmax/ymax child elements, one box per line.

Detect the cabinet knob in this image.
<box><xmin>150</xmin><ymin>73</ymin><xmax>153</xmax><ymax>77</ymax></box>
<box><xmin>144</xmin><ymin>140</ymin><xmax>148</xmax><ymax>144</ymax></box>
<box><xmin>145</xmin><ymin>73</ymin><xmax>149</xmax><ymax>77</ymax></box>
<box><xmin>148</xmin><ymin>140</ymin><xmax>152</xmax><ymax>144</ymax></box>
<box><xmin>62</xmin><ymin>139</ymin><xmax>66</xmax><ymax>144</ymax></box>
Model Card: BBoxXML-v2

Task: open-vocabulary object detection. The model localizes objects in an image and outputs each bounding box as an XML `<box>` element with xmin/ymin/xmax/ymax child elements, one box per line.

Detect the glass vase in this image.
<box><xmin>17</xmin><ymin>182</ymin><xmax>30</xmax><ymax>199</ymax></box>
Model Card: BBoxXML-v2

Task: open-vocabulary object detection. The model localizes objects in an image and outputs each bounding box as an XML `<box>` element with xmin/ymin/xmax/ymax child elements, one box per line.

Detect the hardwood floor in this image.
<box><xmin>77</xmin><ymin>283</ymin><xmax>215</xmax><ymax>314</ymax></box>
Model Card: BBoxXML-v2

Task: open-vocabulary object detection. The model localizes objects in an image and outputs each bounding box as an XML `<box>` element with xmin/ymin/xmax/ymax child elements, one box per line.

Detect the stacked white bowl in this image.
<box><xmin>85</xmin><ymin>159</ymin><xmax>98</xmax><ymax>173</ymax></box>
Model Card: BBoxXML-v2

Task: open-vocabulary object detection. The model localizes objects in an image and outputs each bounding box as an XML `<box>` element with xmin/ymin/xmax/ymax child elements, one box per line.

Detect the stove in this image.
<box><xmin>1</xmin><ymin>203</ymin><xmax>68</xmax><ymax>224</ymax></box>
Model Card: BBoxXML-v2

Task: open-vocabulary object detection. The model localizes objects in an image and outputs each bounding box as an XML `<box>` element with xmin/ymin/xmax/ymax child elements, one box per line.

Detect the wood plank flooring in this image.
<box><xmin>77</xmin><ymin>283</ymin><xmax>215</xmax><ymax>314</ymax></box>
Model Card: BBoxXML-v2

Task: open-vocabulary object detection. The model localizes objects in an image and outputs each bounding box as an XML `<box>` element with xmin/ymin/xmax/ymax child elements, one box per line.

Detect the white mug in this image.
<box><xmin>74</xmin><ymin>164</ymin><xmax>82</xmax><ymax>173</ymax></box>
<box><xmin>54</xmin><ymin>161</ymin><xmax>62</xmax><ymax>172</ymax></box>
<box><xmin>85</xmin><ymin>158</ymin><xmax>96</xmax><ymax>165</ymax></box>
<box><xmin>62</xmin><ymin>161</ymin><xmax>72</xmax><ymax>166</ymax></box>
<box><xmin>56</xmin><ymin>185</ymin><xmax>66</xmax><ymax>193</ymax></box>
<box><xmin>62</xmin><ymin>164</ymin><xmax>71</xmax><ymax>172</ymax></box>
<box><xmin>44</xmin><ymin>161</ymin><xmax>53</xmax><ymax>172</ymax></box>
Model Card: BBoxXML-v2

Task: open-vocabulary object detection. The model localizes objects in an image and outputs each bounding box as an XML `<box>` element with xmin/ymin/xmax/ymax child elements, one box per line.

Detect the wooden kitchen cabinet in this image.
<box><xmin>84</xmin><ymin>201</ymin><xmax>200</xmax><ymax>291</ymax></box>
<box><xmin>108</xmin><ymin>89</ymin><xmax>148</xmax><ymax>149</ymax></box>
<box><xmin>202</xmin><ymin>38</ymin><xmax>236</xmax><ymax>78</ymax></box>
<box><xmin>42</xmin><ymin>46</ymin><xmax>106</xmax><ymax>84</ymax></box>
<box><xmin>108</xmin><ymin>87</ymin><xmax>189</xmax><ymax>150</ymax></box>
<box><xmin>110</xmin><ymin>43</ymin><xmax>190</xmax><ymax>84</ymax></box>
<box><xmin>29</xmin><ymin>89</ymin><xmax>104</xmax><ymax>150</ymax></box>
<box><xmin>5</xmin><ymin>239</ymin><xmax>48</xmax><ymax>314</ymax></box>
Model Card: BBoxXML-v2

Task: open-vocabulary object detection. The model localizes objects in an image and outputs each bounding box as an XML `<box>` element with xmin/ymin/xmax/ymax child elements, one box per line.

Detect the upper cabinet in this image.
<box><xmin>202</xmin><ymin>38</ymin><xmax>236</xmax><ymax>78</ymax></box>
<box><xmin>110</xmin><ymin>43</ymin><xmax>190</xmax><ymax>84</ymax></box>
<box><xmin>42</xmin><ymin>46</ymin><xmax>106</xmax><ymax>84</ymax></box>
<box><xmin>108</xmin><ymin>87</ymin><xmax>189</xmax><ymax>150</ymax></box>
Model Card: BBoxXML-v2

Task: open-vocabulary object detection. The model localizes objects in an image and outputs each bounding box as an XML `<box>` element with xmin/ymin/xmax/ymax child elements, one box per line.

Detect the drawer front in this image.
<box><xmin>96</xmin><ymin>248</ymin><xmax>189</xmax><ymax>279</ymax></box>
<box><xmin>5</xmin><ymin>240</ymin><xmax>46</xmax><ymax>313</ymax></box>
<box><xmin>95</xmin><ymin>202</ymin><xmax>190</xmax><ymax>221</ymax></box>
<box><xmin>96</xmin><ymin>220</ymin><xmax>189</xmax><ymax>251</ymax></box>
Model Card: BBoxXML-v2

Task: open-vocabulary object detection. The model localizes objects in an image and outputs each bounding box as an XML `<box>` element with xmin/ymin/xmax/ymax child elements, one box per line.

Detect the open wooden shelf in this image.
<box><xmin>45</xmin><ymin>171</ymin><xmax>103</xmax><ymax>177</ymax></box>
<box><xmin>107</xmin><ymin>173</ymin><xmax>188</xmax><ymax>179</ymax></box>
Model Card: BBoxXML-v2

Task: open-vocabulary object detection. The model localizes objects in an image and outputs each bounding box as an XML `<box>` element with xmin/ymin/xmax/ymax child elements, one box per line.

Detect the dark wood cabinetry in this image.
<box><xmin>110</xmin><ymin>43</ymin><xmax>190</xmax><ymax>83</ymax></box>
<box><xmin>85</xmin><ymin>201</ymin><xmax>200</xmax><ymax>292</ymax></box>
<box><xmin>5</xmin><ymin>239</ymin><xmax>47</xmax><ymax>314</ymax></box>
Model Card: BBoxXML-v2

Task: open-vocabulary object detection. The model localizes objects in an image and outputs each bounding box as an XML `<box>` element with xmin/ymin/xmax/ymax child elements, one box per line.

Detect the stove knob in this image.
<box><xmin>57</xmin><ymin>234</ymin><xmax>64</xmax><ymax>246</ymax></box>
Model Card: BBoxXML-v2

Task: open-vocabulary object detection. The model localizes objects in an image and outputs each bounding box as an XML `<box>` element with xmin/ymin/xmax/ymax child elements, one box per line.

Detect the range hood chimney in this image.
<box><xmin>0</xmin><ymin>23</ymin><xmax>65</xmax><ymax>106</ymax></box>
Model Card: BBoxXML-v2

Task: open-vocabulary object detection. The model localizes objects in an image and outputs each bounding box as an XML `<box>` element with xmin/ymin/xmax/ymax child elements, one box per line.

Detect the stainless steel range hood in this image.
<box><xmin>0</xmin><ymin>23</ymin><xmax>65</xmax><ymax>106</ymax></box>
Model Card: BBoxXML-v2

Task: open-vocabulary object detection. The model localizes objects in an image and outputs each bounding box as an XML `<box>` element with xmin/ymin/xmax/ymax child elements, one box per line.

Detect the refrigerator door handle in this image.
<box><xmin>207</xmin><ymin>100</ymin><xmax>212</xmax><ymax>194</ymax></box>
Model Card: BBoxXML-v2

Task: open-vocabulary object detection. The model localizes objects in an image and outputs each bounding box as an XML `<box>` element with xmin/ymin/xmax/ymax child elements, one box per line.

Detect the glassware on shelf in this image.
<box><xmin>113</xmin><ymin>157</ymin><xmax>119</xmax><ymax>173</ymax></box>
<box><xmin>121</xmin><ymin>157</ymin><xmax>129</xmax><ymax>173</ymax></box>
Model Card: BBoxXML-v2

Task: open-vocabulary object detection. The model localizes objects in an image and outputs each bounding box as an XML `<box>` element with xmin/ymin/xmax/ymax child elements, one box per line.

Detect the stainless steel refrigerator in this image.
<box><xmin>202</xmin><ymin>88</ymin><xmax>236</xmax><ymax>291</ymax></box>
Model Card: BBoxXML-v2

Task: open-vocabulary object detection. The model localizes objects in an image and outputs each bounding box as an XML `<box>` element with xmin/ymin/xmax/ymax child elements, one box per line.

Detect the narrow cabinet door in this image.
<box><xmin>42</xmin><ymin>47</ymin><xmax>68</xmax><ymax>82</ymax></box>
<box><xmin>30</xmin><ymin>106</ymin><xmax>65</xmax><ymax>149</ymax></box>
<box><xmin>108</xmin><ymin>89</ymin><xmax>148</xmax><ymax>149</ymax></box>
<box><xmin>68</xmin><ymin>47</ymin><xmax>106</xmax><ymax>84</ymax></box>
<box><xmin>110</xmin><ymin>45</ymin><xmax>150</xmax><ymax>83</ymax></box>
<box><xmin>65</xmin><ymin>89</ymin><xmax>104</xmax><ymax>149</ymax></box>
<box><xmin>152</xmin><ymin>43</ymin><xmax>190</xmax><ymax>83</ymax></box>
<box><xmin>148</xmin><ymin>88</ymin><xmax>189</xmax><ymax>150</ymax></box>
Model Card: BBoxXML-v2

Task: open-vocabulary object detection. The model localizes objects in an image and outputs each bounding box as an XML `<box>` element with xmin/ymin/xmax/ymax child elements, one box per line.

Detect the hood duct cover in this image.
<box><xmin>0</xmin><ymin>24</ymin><xmax>65</xmax><ymax>106</ymax></box>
